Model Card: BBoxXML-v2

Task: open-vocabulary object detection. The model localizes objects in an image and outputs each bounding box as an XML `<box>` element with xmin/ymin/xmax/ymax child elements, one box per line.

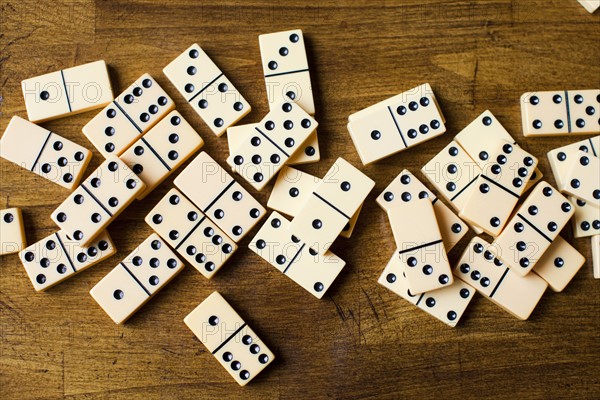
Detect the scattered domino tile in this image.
<box><xmin>347</xmin><ymin>83</ymin><xmax>447</xmax><ymax>165</ymax></box>
<box><xmin>267</xmin><ymin>165</ymin><xmax>362</xmax><ymax>239</ymax></box>
<box><xmin>145</xmin><ymin>188</ymin><xmax>237</xmax><ymax>279</ymax></box>
<box><xmin>491</xmin><ymin>182</ymin><xmax>574</xmax><ymax>277</ymax></box>
<box><xmin>288</xmin><ymin>158</ymin><xmax>374</xmax><ymax>255</ymax></box>
<box><xmin>174</xmin><ymin>151</ymin><xmax>266</xmax><ymax>242</ymax></box>
<box><xmin>375</xmin><ymin>169</ymin><xmax>468</xmax><ymax>251</ymax></box>
<box><xmin>227</xmin><ymin>100</ymin><xmax>318</xmax><ymax>190</ymax></box>
<box><xmin>547</xmin><ymin>136</ymin><xmax>599</xmax><ymax>188</ymax></box>
<box><xmin>259</xmin><ymin>29</ymin><xmax>315</xmax><ymax>115</ymax></box>
<box><xmin>249</xmin><ymin>211</ymin><xmax>346</xmax><ymax>299</ymax></box>
<box><xmin>578</xmin><ymin>0</ymin><xmax>600</xmax><ymax>13</ymax></box>
<box><xmin>571</xmin><ymin>197</ymin><xmax>600</xmax><ymax>238</ymax></box>
<box><xmin>532</xmin><ymin>236</ymin><xmax>585</xmax><ymax>292</ymax></box>
<box><xmin>184</xmin><ymin>292</ymin><xmax>275</xmax><ymax>386</ymax></box>
<box><xmin>378</xmin><ymin>251</ymin><xmax>474</xmax><ymax>327</ymax></box>
<box><xmin>454</xmin><ymin>236</ymin><xmax>548</xmax><ymax>320</ymax></box>
<box><xmin>21</xmin><ymin>60</ymin><xmax>113</xmax><ymax>123</ymax></box>
<box><xmin>521</xmin><ymin>90</ymin><xmax>600</xmax><ymax>136</ymax></box>
<box><xmin>0</xmin><ymin>208</ymin><xmax>26</xmax><ymax>256</ymax></box>
<box><xmin>561</xmin><ymin>150</ymin><xmax>600</xmax><ymax>208</ymax></box>
<box><xmin>83</xmin><ymin>73</ymin><xmax>175</xmax><ymax>158</ymax></box>
<box><xmin>0</xmin><ymin>116</ymin><xmax>93</xmax><ymax>190</ymax></box>
<box><xmin>387</xmin><ymin>198</ymin><xmax>453</xmax><ymax>294</ymax></box>
<box><xmin>163</xmin><ymin>43</ymin><xmax>251</xmax><ymax>137</ymax></box>
<box><xmin>90</xmin><ymin>233</ymin><xmax>184</xmax><ymax>324</ymax></box>
<box><xmin>20</xmin><ymin>230</ymin><xmax>115</xmax><ymax>291</ymax></box>
<box><xmin>227</xmin><ymin>123</ymin><xmax>320</xmax><ymax>165</ymax></box>
<box><xmin>592</xmin><ymin>235</ymin><xmax>599</xmax><ymax>279</ymax></box>
<box><xmin>51</xmin><ymin>156</ymin><xmax>146</xmax><ymax>246</ymax></box>
<box><xmin>459</xmin><ymin>142</ymin><xmax>538</xmax><ymax>237</ymax></box>
<box><xmin>120</xmin><ymin>110</ymin><xmax>204</xmax><ymax>200</ymax></box>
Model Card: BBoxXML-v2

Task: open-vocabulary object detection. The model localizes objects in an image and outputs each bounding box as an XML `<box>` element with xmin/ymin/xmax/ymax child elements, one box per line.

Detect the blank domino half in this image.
<box><xmin>184</xmin><ymin>292</ymin><xmax>275</xmax><ymax>386</ymax></box>
<box><xmin>21</xmin><ymin>60</ymin><xmax>113</xmax><ymax>123</ymax></box>
<box><xmin>592</xmin><ymin>235</ymin><xmax>599</xmax><ymax>279</ymax></box>
<box><xmin>578</xmin><ymin>0</ymin><xmax>600</xmax><ymax>14</ymax></box>
<box><xmin>0</xmin><ymin>208</ymin><xmax>26</xmax><ymax>256</ymax></box>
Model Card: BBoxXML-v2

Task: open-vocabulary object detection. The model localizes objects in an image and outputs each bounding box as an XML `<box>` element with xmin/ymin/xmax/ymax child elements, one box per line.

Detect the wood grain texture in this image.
<box><xmin>1</xmin><ymin>0</ymin><xmax>599</xmax><ymax>398</ymax></box>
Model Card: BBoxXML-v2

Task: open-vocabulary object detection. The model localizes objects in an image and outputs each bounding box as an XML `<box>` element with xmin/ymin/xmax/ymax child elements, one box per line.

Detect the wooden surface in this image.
<box><xmin>1</xmin><ymin>1</ymin><xmax>599</xmax><ymax>398</ymax></box>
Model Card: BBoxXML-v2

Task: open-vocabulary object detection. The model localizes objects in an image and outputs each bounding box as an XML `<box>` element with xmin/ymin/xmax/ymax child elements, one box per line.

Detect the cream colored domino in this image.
<box><xmin>491</xmin><ymin>182</ymin><xmax>574</xmax><ymax>277</ymax></box>
<box><xmin>83</xmin><ymin>74</ymin><xmax>174</xmax><ymax>158</ymax></box>
<box><xmin>20</xmin><ymin>230</ymin><xmax>115</xmax><ymax>291</ymax></box>
<box><xmin>532</xmin><ymin>236</ymin><xmax>585</xmax><ymax>292</ymax></box>
<box><xmin>51</xmin><ymin>156</ymin><xmax>146</xmax><ymax>246</ymax></box>
<box><xmin>547</xmin><ymin>136</ymin><xmax>599</xmax><ymax>189</ymax></box>
<box><xmin>90</xmin><ymin>233</ymin><xmax>184</xmax><ymax>324</ymax></box>
<box><xmin>592</xmin><ymin>235</ymin><xmax>599</xmax><ymax>279</ymax></box>
<box><xmin>578</xmin><ymin>0</ymin><xmax>600</xmax><ymax>13</ymax></box>
<box><xmin>249</xmin><ymin>212</ymin><xmax>346</xmax><ymax>299</ymax></box>
<box><xmin>174</xmin><ymin>152</ymin><xmax>266</xmax><ymax>242</ymax></box>
<box><xmin>0</xmin><ymin>208</ymin><xmax>26</xmax><ymax>256</ymax></box>
<box><xmin>227</xmin><ymin>100</ymin><xmax>317</xmax><ymax>190</ymax></box>
<box><xmin>0</xmin><ymin>116</ymin><xmax>92</xmax><ymax>190</ymax></box>
<box><xmin>287</xmin><ymin>158</ymin><xmax>374</xmax><ymax>255</ymax></box>
<box><xmin>571</xmin><ymin>196</ymin><xmax>600</xmax><ymax>238</ymax></box>
<box><xmin>347</xmin><ymin>83</ymin><xmax>446</xmax><ymax>165</ymax></box>
<box><xmin>227</xmin><ymin>123</ymin><xmax>320</xmax><ymax>165</ymax></box>
<box><xmin>387</xmin><ymin>198</ymin><xmax>453</xmax><ymax>294</ymax></box>
<box><xmin>267</xmin><ymin>166</ymin><xmax>361</xmax><ymax>239</ymax></box>
<box><xmin>454</xmin><ymin>237</ymin><xmax>547</xmax><ymax>320</ymax></box>
<box><xmin>120</xmin><ymin>110</ymin><xmax>204</xmax><ymax>200</ymax></box>
<box><xmin>460</xmin><ymin>142</ymin><xmax>538</xmax><ymax>237</ymax></box>
<box><xmin>378</xmin><ymin>251</ymin><xmax>474</xmax><ymax>327</ymax></box>
<box><xmin>259</xmin><ymin>29</ymin><xmax>315</xmax><ymax>115</ymax></box>
<box><xmin>163</xmin><ymin>43</ymin><xmax>251</xmax><ymax>136</ymax></box>
<box><xmin>21</xmin><ymin>60</ymin><xmax>113</xmax><ymax>123</ymax></box>
<box><xmin>561</xmin><ymin>150</ymin><xmax>600</xmax><ymax>208</ymax></box>
<box><xmin>184</xmin><ymin>292</ymin><xmax>275</xmax><ymax>386</ymax></box>
<box><xmin>521</xmin><ymin>90</ymin><xmax>600</xmax><ymax>136</ymax></box>
<box><xmin>145</xmin><ymin>189</ymin><xmax>237</xmax><ymax>279</ymax></box>
<box><xmin>375</xmin><ymin>169</ymin><xmax>468</xmax><ymax>251</ymax></box>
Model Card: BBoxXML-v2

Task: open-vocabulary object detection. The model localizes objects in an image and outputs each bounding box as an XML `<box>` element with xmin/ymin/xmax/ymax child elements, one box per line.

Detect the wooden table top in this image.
<box><xmin>1</xmin><ymin>1</ymin><xmax>599</xmax><ymax>398</ymax></box>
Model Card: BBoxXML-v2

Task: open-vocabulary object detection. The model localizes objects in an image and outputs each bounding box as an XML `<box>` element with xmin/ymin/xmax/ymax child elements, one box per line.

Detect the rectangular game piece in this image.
<box><xmin>163</xmin><ymin>43</ymin><xmax>251</xmax><ymax>136</ymax></box>
<box><xmin>51</xmin><ymin>156</ymin><xmax>146</xmax><ymax>246</ymax></box>
<box><xmin>145</xmin><ymin>189</ymin><xmax>237</xmax><ymax>279</ymax></box>
<box><xmin>592</xmin><ymin>235</ymin><xmax>599</xmax><ymax>279</ymax></box>
<box><xmin>0</xmin><ymin>116</ymin><xmax>92</xmax><ymax>190</ymax></box>
<box><xmin>459</xmin><ymin>142</ymin><xmax>538</xmax><ymax>236</ymax></box>
<box><xmin>347</xmin><ymin>83</ymin><xmax>446</xmax><ymax>165</ymax></box>
<box><xmin>287</xmin><ymin>158</ymin><xmax>374</xmax><ymax>255</ymax></box>
<box><xmin>578</xmin><ymin>0</ymin><xmax>600</xmax><ymax>14</ymax></box>
<box><xmin>454</xmin><ymin>237</ymin><xmax>547</xmax><ymax>320</ymax></box>
<box><xmin>0</xmin><ymin>208</ymin><xmax>26</xmax><ymax>255</ymax></box>
<box><xmin>387</xmin><ymin>198</ymin><xmax>453</xmax><ymax>294</ymax></box>
<box><xmin>249</xmin><ymin>212</ymin><xmax>346</xmax><ymax>299</ymax></box>
<box><xmin>491</xmin><ymin>182</ymin><xmax>574</xmax><ymax>276</ymax></box>
<box><xmin>521</xmin><ymin>90</ymin><xmax>600</xmax><ymax>136</ymax></box>
<box><xmin>227</xmin><ymin>123</ymin><xmax>320</xmax><ymax>165</ymax></box>
<box><xmin>547</xmin><ymin>136</ymin><xmax>599</xmax><ymax>188</ymax></box>
<box><xmin>174</xmin><ymin>152</ymin><xmax>266</xmax><ymax>242</ymax></box>
<box><xmin>378</xmin><ymin>251</ymin><xmax>474</xmax><ymax>327</ymax></box>
<box><xmin>227</xmin><ymin>100</ymin><xmax>318</xmax><ymax>190</ymax></box>
<box><xmin>259</xmin><ymin>29</ymin><xmax>315</xmax><ymax>115</ymax></box>
<box><xmin>82</xmin><ymin>74</ymin><xmax>174</xmax><ymax>158</ymax></box>
<box><xmin>20</xmin><ymin>230</ymin><xmax>115</xmax><ymax>291</ymax></box>
<box><xmin>571</xmin><ymin>196</ymin><xmax>600</xmax><ymax>238</ymax></box>
<box><xmin>120</xmin><ymin>110</ymin><xmax>204</xmax><ymax>200</ymax></box>
<box><xmin>90</xmin><ymin>233</ymin><xmax>184</xmax><ymax>324</ymax></box>
<box><xmin>184</xmin><ymin>292</ymin><xmax>275</xmax><ymax>386</ymax></box>
<box><xmin>560</xmin><ymin>150</ymin><xmax>600</xmax><ymax>208</ymax></box>
<box><xmin>21</xmin><ymin>60</ymin><xmax>113</xmax><ymax>123</ymax></box>
<box><xmin>375</xmin><ymin>169</ymin><xmax>468</xmax><ymax>251</ymax></box>
<box><xmin>532</xmin><ymin>236</ymin><xmax>585</xmax><ymax>292</ymax></box>
<box><xmin>267</xmin><ymin>166</ymin><xmax>362</xmax><ymax>239</ymax></box>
